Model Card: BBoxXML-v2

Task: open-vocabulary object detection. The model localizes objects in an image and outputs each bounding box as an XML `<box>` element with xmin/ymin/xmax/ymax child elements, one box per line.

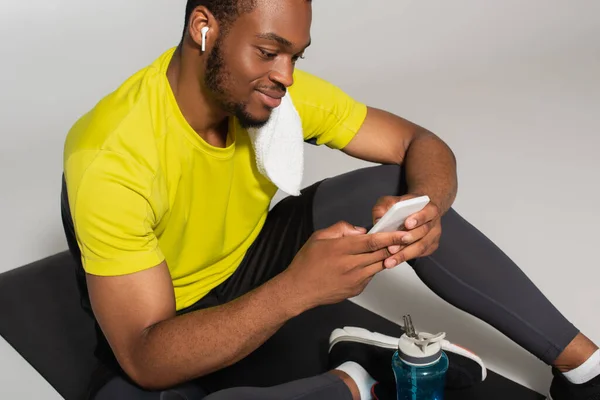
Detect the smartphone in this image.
<box><xmin>368</xmin><ymin>196</ymin><xmax>430</xmax><ymax>234</ymax></box>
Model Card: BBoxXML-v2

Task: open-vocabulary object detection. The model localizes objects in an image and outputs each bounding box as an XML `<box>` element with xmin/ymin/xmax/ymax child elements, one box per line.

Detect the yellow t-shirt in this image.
<box><xmin>64</xmin><ymin>48</ymin><xmax>368</xmax><ymax>311</ymax></box>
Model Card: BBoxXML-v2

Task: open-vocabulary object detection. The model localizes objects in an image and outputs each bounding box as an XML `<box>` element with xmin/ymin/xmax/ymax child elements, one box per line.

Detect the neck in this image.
<box><xmin>166</xmin><ymin>45</ymin><xmax>230</xmax><ymax>147</ymax></box>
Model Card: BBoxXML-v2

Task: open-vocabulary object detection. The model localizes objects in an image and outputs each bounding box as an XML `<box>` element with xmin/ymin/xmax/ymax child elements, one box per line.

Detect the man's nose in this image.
<box><xmin>269</xmin><ymin>58</ymin><xmax>295</xmax><ymax>88</ymax></box>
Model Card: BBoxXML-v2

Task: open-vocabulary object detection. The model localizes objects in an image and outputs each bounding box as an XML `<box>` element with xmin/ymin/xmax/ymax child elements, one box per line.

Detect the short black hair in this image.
<box><xmin>183</xmin><ymin>0</ymin><xmax>257</xmax><ymax>37</ymax></box>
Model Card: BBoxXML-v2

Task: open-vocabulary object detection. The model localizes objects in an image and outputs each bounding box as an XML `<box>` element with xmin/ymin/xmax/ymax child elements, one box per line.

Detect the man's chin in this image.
<box><xmin>236</xmin><ymin>109</ymin><xmax>272</xmax><ymax>130</ymax></box>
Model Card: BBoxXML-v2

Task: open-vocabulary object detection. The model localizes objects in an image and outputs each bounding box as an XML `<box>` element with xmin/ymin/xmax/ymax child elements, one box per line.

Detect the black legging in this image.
<box><xmin>313</xmin><ymin>164</ymin><xmax>578</xmax><ymax>364</ymax></box>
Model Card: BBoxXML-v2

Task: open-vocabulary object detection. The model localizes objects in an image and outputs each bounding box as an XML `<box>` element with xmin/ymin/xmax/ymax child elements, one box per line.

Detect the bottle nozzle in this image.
<box><xmin>403</xmin><ymin>314</ymin><xmax>419</xmax><ymax>338</ymax></box>
<box><xmin>399</xmin><ymin>315</ymin><xmax>446</xmax><ymax>365</ymax></box>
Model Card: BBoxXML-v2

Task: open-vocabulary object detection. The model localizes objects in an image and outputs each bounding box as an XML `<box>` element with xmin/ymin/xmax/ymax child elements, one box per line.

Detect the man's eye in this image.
<box><xmin>292</xmin><ymin>54</ymin><xmax>306</xmax><ymax>63</ymax></box>
<box><xmin>259</xmin><ymin>49</ymin><xmax>277</xmax><ymax>59</ymax></box>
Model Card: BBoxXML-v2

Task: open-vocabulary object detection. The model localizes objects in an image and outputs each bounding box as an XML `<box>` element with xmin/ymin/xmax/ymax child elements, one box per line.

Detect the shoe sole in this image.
<box><xmin>329</xmin><ymin>327</ymin><xmax>398</xmax><ymax>352</ymax></box>
<box><xmin>329</xmin><ymin>327</ymin><xmax>487</xmax><ymax>381</ymax></box>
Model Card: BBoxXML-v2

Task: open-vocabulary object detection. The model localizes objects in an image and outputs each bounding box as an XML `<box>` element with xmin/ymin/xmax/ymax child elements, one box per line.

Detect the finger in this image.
<box><xmin>352</xmin><ymin>245</ymin><xmax>400</xmax><ymax>269</ymax></box>
<box><xmin>398</xmin><ymin>221</ymin><xmax>433</xmax><ymax>246</ymax></box>
<box><xmin>315</xmin><ymin>221</ymin><xmax>366</xmax><ymax>240</ymax></box>
<box><xmin>359</xmin><ymin>261</ymin><xmax>386</xmax><ymax>281</ymax></box>
<box><xmin>355</xmin><ymin>231</ymin><xmax>405</xmax><ymax>254</ymax></box>
<box><xmin>384</xmin><ymin>240</ymin><xmax>429</xmax><ymax>268</ymax></box>
<box><xmin>393</xmin><ymin>223</ymin><xmax>442</xmax><ymax>259</ymax></box>
<box><xmin>405</xmin><ymin>204</ymin><xmax>440</xmax><ymax>230</ymax></box>
<box><xmin>387</xmin><ymin>244</ymin><xmax>406</xmax><ymax>254</ymax></box>
<box><xmin>372</xmin><ymin>196</ymin><xmax>401</xmax><ymax>224</ymax></box>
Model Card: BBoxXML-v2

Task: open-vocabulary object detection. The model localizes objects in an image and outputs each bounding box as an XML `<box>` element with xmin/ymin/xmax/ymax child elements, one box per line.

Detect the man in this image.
<box><xmin>61</xmin><ymin>0</ymin><xmax>600</xmax><ymax>399</ymax></box>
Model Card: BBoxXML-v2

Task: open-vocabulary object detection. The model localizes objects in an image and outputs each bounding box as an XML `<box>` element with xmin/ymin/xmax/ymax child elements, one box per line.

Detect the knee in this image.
<box><xmin>365</xmin><ymin>164</ymin><xmax>403</xmax><ymax>182</ymax></box>
<box><xmin>347</xmin><ymin>164</ymin><xmax>405</xmax><ymax>195</ymax></box>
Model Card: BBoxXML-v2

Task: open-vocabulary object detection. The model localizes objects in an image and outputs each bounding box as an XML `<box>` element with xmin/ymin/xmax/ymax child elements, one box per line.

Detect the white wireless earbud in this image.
<box><xmin>201</xmin><ymin>27</ymin><xmax>209</xmax><ymax>52</ymax></box>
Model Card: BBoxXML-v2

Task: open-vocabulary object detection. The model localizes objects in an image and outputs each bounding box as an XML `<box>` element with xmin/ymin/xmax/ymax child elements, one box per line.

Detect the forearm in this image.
<box><xmin>403</xmin><ymin>130</ymin><xmax>458</xmax><ymax>214</ymax></box>
<box><xmin>129</xmin><ymin>272</ymin><xmax>300</xmax><ymax>389</ymax></box>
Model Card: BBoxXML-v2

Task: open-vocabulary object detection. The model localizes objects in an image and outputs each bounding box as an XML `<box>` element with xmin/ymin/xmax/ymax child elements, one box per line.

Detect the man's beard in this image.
<box><xmin>205</xmin><ymin>38</ymin><xmax>270</xmax><ymax>129</ymax></box>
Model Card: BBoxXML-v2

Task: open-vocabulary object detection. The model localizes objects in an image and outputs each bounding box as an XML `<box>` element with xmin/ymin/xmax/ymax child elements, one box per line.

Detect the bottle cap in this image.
<box><xmin>398</xmin><ymin>331</ymin><xmax>446</xmax><ymax>366</ymax></box>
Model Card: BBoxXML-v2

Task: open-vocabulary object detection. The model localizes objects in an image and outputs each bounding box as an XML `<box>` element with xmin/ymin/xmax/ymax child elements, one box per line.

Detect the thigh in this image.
<box><xmin>209</xmin><ymin>164</ymin><xmax>405</xmax><ymax>304</ymax></box>
<box><xmin>202</xmin><ymin>374</ymin><xmax>351</xmax><ymax>400</ymax></box>
<box><xmin>312</xmin><ymin>164</ymin><xmax>405</xmax><ymax>231</ymax></box>
<box><xmin>217</xmin><ymin>164</ymin><xmax>405</xmax><ymax>303</ymax></box>
<box><xmin>94</xmin><ymin>375</ymin><xmax>207</xmax><ymax>400</ymax></box>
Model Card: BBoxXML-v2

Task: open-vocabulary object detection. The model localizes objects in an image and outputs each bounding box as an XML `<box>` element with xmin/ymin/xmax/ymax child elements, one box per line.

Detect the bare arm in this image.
<box><xmin>88</xmin><ymin>261</ymin><xmax>299</xmax><ymax>390</ymax></box>
<box><xmin>87</xmin><ymin>222</ymin><xmax>408</xmax><ymax>391</ymax></box>
<box><xmin>342</xmin><ymin>107</ymin><xmax>458</xmax><ymax>214</ymax></box>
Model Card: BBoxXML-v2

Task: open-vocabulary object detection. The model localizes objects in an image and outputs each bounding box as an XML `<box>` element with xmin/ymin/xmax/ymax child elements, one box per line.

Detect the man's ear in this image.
<box><xmin>187</xmin><ymin>6</ymin><xmax>220</xmax><ymax>52</ymax></box>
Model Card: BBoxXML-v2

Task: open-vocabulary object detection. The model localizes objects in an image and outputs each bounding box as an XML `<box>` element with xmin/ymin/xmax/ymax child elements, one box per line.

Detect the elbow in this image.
<box><xmin>125</xmin><ymin>365</ymin><xmax>169</xmax><ymax>391</ymax></box>
<box><xmin>127</xmin><ymin>363</ymin><xmax>212</xmax><ymax>391</ymax></box>
<box><xmin>123</xmin><ymin>362</ymin><xmax>156</xmax><ymax>390</ymax></box>
<box><xmin>449</xmin><ymin>146</ymin><xmax>458</xmax><ymax>168</ymax></box>
<box><xmin>118</xmin><ymin>348</ymin><xmax>170</xmax><ymax>391</ymax></box>
<box><xmin>123</xmin><ymin>354</ymin><xmax>210</xmax><ymax>391</ymax></box>
<box><xmin>118</xmin><ymin>327</ymin><xmax>174</xmax><ymax>390</ymax></box>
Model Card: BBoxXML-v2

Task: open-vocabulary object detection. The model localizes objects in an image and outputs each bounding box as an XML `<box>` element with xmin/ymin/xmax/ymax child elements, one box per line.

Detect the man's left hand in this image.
<box><xmin>372</xmin><ymin>194</ymin><xmax>442</xmax><ymax>268</ymax></box>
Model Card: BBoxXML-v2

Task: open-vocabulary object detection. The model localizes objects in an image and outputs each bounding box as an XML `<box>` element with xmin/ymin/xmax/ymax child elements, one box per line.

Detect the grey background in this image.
<box><xmin>1</xmin><ymin>0</ymin><xmax>599</xmax><ymax>397</ymax></box>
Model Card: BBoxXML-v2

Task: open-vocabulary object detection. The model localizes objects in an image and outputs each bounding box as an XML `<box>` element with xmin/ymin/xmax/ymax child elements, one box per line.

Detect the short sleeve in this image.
<box><xmin>289</xmin><ymin>69</ymin><xmax>368</xmax><ymax>149</ymax></box>
<box><xmin>67</xmin><ymin>151</ymin><xmax>165</xmax><ymax>277</ymax></box>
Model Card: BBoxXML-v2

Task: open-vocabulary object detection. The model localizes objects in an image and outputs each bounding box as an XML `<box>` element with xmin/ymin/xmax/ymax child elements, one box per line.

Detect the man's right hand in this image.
<box><xmin>282</xmin><ymin>221</ymin><xmax>405</xmax><ymax>312</ymax></box>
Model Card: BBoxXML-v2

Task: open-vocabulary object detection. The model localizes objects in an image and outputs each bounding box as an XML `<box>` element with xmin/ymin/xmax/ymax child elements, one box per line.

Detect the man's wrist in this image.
<box><xmin>269</xmin><ymin>271</ymin><xmax>310</xmax><ymax>319</ymax></box>
<box><xmin>407</xmin><ymin>187</ymin><xmax>455</xmax><ymax>215</ymax></box>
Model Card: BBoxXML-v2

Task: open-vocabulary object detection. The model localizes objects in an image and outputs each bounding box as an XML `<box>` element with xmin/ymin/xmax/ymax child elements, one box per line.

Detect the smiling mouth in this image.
<box><xmin>256</xmin><ymin>90</ymin><xmax>283</xmax><ymax>108</ymax></box>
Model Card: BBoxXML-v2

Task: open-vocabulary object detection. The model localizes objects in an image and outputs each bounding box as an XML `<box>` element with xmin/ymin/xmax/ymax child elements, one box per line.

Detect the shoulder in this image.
<box><xmin>289</xmin><ymin>69</ymin><xmax>347</xmax><ymax>106</ymax></box>
<box><xmin>289</xmin><ymin>69</ymin><xmax>365</xmax><ymax>117</ymax></box>
<box><xmin>288</xmin><ymin>69</ymin><xmax>368</xmax><ymax>148</ymax></box>
<box><xmin>64</xmin><ymin>50</ymin><xmax>175</xmax><ymax>178</ymax></box>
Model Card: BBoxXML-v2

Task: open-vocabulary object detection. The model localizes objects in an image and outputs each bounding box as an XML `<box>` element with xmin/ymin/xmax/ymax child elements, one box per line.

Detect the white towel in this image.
<box><xmin>247</xmin><ymin>92</ymin><xmax>304</xmax><ymax>196</ymax></box>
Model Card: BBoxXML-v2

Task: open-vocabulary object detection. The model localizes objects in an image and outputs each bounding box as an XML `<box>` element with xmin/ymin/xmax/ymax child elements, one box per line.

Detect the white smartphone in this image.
<box><xmin>368</xmin><ymin>196</ymin><xmax>430</xmax><ymax>234</ymax></box>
